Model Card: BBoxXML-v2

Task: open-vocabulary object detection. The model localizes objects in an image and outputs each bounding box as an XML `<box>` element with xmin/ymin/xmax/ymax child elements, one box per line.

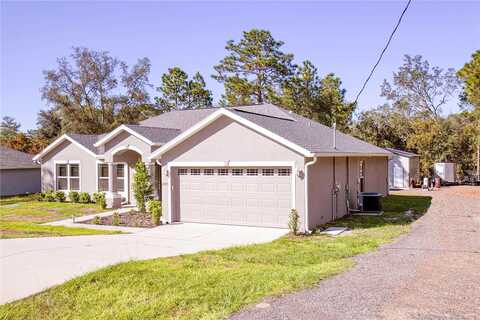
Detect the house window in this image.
<box><xmin>178</xmin><ymin>168</ymin><xmax>188</xmax><ymax>176</ymax></box>
<box><xmin>218</xmin><ymin>168</ymin><xmax>228</xmax><ymax>176</ymax></box>
<box><xmin>56</xmin><ymin>162</ymin><xmax>80</xmax><ymax>191</ymax></box>
<box><xmin>262</xmin><ymin>168</ymin><xmax>274</xmax><ymax>176</ymax></box>
<box><xmin>191</xmin><ymin>168</ymin><xmax>201</xmax><ymax>176</ymax></box>
<box><xmin>204</xmin><ymin>168</ymin><xmax>214</xmax><ymax>176</ymax></box>
<box><xmin>98</xmin><ymin>164</ymin><xmax>109</xmax><ymax>192</ymax></box>
<box><xmin>359</xmin><ymin>160</ymin><xmax>365</xmax><ymax>192</ymax></box>
<box><xmin>246</xmin><ymin>168</ymin><xmax>258</xmax><ymax>176</ymax></box>
<box><xmin>278</xmin><ymin>168</ymin><xmax>291</xmax><ymax>176</ymax></box>
<box><xmin>116</xmin><ymin>164</ymin><xmax>125</xmax><ymax>192</ymax></box>
<box><xmin>232</xmin><ymin>168</ymin><xmax>243</xmax><ymax>176</ymax></box>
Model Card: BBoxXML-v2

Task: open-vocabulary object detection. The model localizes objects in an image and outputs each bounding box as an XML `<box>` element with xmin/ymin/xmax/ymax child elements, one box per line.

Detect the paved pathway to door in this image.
<box><xmin>0</xmin><ymin>223</ymin><xmax>287</xmax><ymax>304</ymax></box>
<box><xmin>231</xmin><ymin>186</ymin><xmax>480</xmax><ymax>320</ymax></box>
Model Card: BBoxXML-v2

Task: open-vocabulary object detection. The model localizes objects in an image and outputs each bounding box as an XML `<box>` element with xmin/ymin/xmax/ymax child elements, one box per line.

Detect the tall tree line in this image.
<box><xmin>1</xmin><ymin>30</ymin><xmax>478</xmax><ymax>179</ymax></box>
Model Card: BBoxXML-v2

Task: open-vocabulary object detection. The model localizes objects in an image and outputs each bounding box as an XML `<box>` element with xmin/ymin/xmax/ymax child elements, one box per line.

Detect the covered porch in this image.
<box><xmin>98</xmin><ymin>146</ymin><xmax>161</xmax><ymax>208</ymax></box>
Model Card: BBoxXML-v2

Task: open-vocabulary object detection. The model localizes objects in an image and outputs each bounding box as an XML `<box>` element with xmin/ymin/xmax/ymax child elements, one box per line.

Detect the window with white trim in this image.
<box><xmin>232</xmin><ymin>168</ymin><xmax>243</xmax><ymax>176</ymax></box>
<box><xmin>204</xmin><ymin>168</ymin><xmax>214</xmax><ymax>175</ymax></box>
<box><xmin>116</xmin><ymin>164</ymin><xmax>125</xmax><ymax>192</ymax></box>
<box><xmin>178</xmin><ymin>168</ymin><xmax>188</xmax><ymax>176</ymax></box>
<box><xmin>191</xmin><ymin>168</ymin><xmax>201</xmax><ymax>175</ymax></box>
<box><xmin>278</xmin><ymin>168</ymin><xmax>291</xmax><ymax>176</ymax></box>
<box><xmin>56</xmin><ymin>162</ymin><xmax>80</xmax><ymax>191</ymax></box>
<box><xmin>262</xmin><ymin>168</ymin><xmax>274</xmax><ymax>176</ymax></box>
<box><xmin>246</xmin><ymin>168</ymin><xmax>258</xmax><ymax>176</ymax></box>
<box><xmin>98</xmin><ymin>164</ymin><xmax>109</xmax><ymax>192</ymax></box>
<box><xmin>218</xmin><ymin>168</ymin><xmax>228</xmax><ymax>176</ymax></box>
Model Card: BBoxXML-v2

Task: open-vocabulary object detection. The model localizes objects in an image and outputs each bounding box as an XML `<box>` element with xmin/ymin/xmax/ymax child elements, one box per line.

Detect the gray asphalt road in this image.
<box><xmin>230</xmin><ymin>186</ymin><xmax>480</xmax><ymax>320</ymax></box>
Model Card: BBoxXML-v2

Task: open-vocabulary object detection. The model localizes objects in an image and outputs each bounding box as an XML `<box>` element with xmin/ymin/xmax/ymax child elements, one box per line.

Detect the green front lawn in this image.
<box><xmin>0</xmin><ymin>195</ymin><xmax>431</xmax><ymax>319</ymax></box>
<box><xmin>0</xmin><ymin>194</ymin><xmax>121</xmax><ymax>239</ymax></box>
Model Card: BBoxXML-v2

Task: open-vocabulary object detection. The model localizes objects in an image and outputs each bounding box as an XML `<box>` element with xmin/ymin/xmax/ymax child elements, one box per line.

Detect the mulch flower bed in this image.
<box><xmin>82</xmin><ymin>210</ymin><xmax>160</xmax><ymax>228</ymax></box>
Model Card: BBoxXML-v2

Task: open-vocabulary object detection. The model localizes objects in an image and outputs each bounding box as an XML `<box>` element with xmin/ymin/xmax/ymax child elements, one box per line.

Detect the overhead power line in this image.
<box><xmin>354</xmin><ymin>0</ymin><xmax>413</xmax><ymax>104</ymax></box>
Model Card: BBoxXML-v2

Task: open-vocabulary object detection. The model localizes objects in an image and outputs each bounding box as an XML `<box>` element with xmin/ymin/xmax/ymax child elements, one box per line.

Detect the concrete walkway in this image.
<box><xmin>0</xmin><ymin>223</ymin><xmax>287</xmax><ymax>304</ymax></box>
<box><xmin>231</xmin><ymin>186</ymin><xmax>480</xmax><ymax>320</ymax></box>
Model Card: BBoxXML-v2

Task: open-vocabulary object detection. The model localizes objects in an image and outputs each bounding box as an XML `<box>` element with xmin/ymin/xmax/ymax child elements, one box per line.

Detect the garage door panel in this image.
<box><xmin>177</xmin><ymin>167</ymin><xmax>291</xmax><ymax>228</ymax></box>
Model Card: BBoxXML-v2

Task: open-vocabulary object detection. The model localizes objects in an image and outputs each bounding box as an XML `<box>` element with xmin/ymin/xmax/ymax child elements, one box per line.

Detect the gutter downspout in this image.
<box><xmin>304</xmin><ymin>156</ymin><xmax>318</xmax><ymax>233</ymax></box>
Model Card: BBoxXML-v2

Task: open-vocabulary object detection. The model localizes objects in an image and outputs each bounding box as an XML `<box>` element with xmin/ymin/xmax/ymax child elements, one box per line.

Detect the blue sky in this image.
<box><xmin>1</xmin><ymin>1</ymin><xmax>479</xmax><ymax>130</ymax></box>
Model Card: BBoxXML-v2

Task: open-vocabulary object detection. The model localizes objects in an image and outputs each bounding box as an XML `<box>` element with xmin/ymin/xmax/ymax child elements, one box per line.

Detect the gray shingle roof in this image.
<box><xmin>61</xmin><ymin>104</ymin><xmax>389</xmax><ymax>157</ymax></box>
<box><xmin>0</xmin><ymin>146</ymin><xmax>39</xmax><ymax>169</ymax></box>
<box><xmin>67</xmin><ymin>133</ymin><xmax>102</xmax><ymax>154</ymax></box>
<box><xmin>124</xmin><ymin>125</ymin><xmax>180</xmax><ymax>144</ymax></box>
<box><xmin>385</xmin><ymin>147</ymin><xmax>418</xmax><ymax>158</ymax></box>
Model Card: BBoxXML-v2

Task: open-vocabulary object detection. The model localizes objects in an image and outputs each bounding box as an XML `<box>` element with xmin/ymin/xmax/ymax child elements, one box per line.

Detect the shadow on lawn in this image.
<box><xmin>326</xmin><ymin>195</ymin><xmax>432</xmax><ymax>231</ymax></box>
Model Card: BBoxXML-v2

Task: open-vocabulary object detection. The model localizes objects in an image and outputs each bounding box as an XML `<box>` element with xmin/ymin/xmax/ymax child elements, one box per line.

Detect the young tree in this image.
<box><xmin>213</xmin><ymin>29</ymin><xmax>295</xmax><ymax>105</ymax></box>
<box><xmin>381</xmin><ymin>54</ymin><xmax>460</xmax><ymax>119</ymax></box>
<box><xmin>155</xmin><ymin>67</ymin><xmax>212</xmax><ymax>111</ymax></box>
<box><xmin>41</xmin><ymin>47</ymin><xmax>153</xmax><ymax>134</ymax></box>
<box><xmin>132</xmin><ymin>161</ymin><xmax>153</xmax><ymax>212</ymax></box>
<box><xmin>0</xmin><ymin>116</ymin><xmax>21</xmax><ymax>140</ymax></box>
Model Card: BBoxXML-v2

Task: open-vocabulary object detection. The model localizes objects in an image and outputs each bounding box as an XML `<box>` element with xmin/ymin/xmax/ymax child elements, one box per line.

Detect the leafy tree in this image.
<box><xmin>41</xmin><ymin>47</ymin><xmax>153</xmax><ymax>134</ymax></box>
<box><xmin>277</xmin><ymin>61</ymin><xmax>355</xmax><ymax>131</ymax></box>
<box><xmin>381</xmin><ymin>54</ymin><xmax>460</xmax><ymax>119</ymax></box>
<box><xmin>132</xmin><ymin>161</ymin><xmax>153</xmax><ymax>212</ymax></box>
<box><xmin>155</xmin><ymin>67</ymin><xmax>212</xmax><ymax>111</ymax></box>
<box><xmin>457</xmin><ymin>50</ymin><xmax>480</xmax><ymax>109</ymax></box>
<box><xmin>213</xmin><ymin>29</ymin><xmax>295</xmax><ymax>105</ymax></box>
<box><xmin>352</xmin><ymin>104</ymin><xmax>412</xmax><ymax>149</ymax></box>
<box><xmin>36</xmin><ymin>108</ymin><xmax>63</xmax><ymax>142</ymax></box>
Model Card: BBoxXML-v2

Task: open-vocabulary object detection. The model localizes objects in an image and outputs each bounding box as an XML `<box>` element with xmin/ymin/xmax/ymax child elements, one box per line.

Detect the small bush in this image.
<box><xmin>55</xmin><ymin>191</ymin><xmax>66</xmax><ymax>202</ymax></box>
<box><xmin>79</xmin><ymin>192</ymin><xmax>91</xmax><ymax>203</ymax></box>
<box><xmin>112</xmin><ymin>212</ymin><xmax>120</xmax><ymax>226</ymax></box>
<box><xmin>68</xmin><ymin>191</ymin><xmax>80</xmax><ymax>203</ymax></box>
<box><xmin>93</xmin><ymin>192</ymin><xmax>106</xmax><ymax>209</ymax></box>
<box><xmin>37</xmin><ymin>193</ymin><xmax>46</xmax><ymax>201</ymax></box>
<box><xmin>44</xmin><ymin>191</ymin><xmax>56</xmax><ymax>202</ymax></box>
<box><xmin>288</xmin><ymin>208</ymin><xmax>300</xmax><ymax>235</ymax></box>
<box><xmin>93</xmin><ymin>216</ymin><xmax>101</xmax><ymax>225</ymax></box>
<box><xmin>148</xmin><ymin>200</ymin><xmax>162</xmax><ymax>226</ymax></box>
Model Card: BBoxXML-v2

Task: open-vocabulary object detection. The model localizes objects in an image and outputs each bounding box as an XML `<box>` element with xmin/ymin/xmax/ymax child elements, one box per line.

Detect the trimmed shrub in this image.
<box><xmin>93</xmin><ymin>216</ymin><xmax>101</xmax><ymax>225</ymax></box>
<box><xmin>93</xmin><ymin>192</ymin><xmax>106</xmax><ymax>209</ymax></box>
<box><xmin>79</xmin><ymin>192</ymin><xmax>91</xmax><ymax>203</ymax></box>
<box><xmin>37</xmin><ymin>193</ymin><xmax>46</xmax><ymax>201</ymax></box>
<box><xmin>68</xmin><ymin>191</ymin><xmax>80</xmax><ymax>203</ymax></box>
<box><xmin>44</xmin><ymin>191</ymin><xmax>56</xmax><ymax>202</ymax></box>
<box><xmin>112</xmin><ymin>212</ymin><xmax>120</xmax><ymax>226</ymax></box>
<box><xmin>148</xmin><ymin>200</ymin><xmax>162</xmax><ymax>226</ymax></box>
<box><xmin>55</xmin><ymin>191</ymin><xmax>66</xmax><ymax>202</ymax></box>
<box><xmin>288</xmin><ymin>208</ymin><xmax>300</xmax><ymax>235</ymax></box>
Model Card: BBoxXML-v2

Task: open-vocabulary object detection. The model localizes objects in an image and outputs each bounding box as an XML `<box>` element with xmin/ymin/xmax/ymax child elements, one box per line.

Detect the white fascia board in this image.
<box><xmin>33</xmin><ymin>134</ymin><xmax>98</xmax><ymax>161</ymax></box>
<box><xmin>149</xmin><ymin>108</ymin><xmax>314</xmax><ymax>160</ymax></box>
<box><xmin>168</xmin><ymin>161</ymin><xmax>295</xmax><ymax>167</ymax></box>
<box><xmin>93</xmin><ymin>125</ymin><xmax>154</xmax><ymax>147</ymax></box>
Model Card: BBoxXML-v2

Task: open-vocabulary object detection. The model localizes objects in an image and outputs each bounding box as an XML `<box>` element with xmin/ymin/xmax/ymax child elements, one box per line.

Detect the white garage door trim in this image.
<box><xmin>166</xmin><ymin>161</ymin><xmax>296</xmax><ymax>224</ymax></box>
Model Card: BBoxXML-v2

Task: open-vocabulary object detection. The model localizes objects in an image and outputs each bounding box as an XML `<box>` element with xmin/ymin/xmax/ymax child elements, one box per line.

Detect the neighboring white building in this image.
<box><xmin>386</xmin><ymin>148</ymin><xmax>420</xmax><ymax>190</ymax></box>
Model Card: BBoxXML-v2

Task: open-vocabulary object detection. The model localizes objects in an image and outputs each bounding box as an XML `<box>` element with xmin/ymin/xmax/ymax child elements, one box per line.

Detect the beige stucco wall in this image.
<box><xmin>159</xmin><ymin>115</ymin><xmax>307</xmax><ymax>229</ymax></box>
<box><xmin>308</xmin><ymin>156</ymin><xmax>388</xmax><ymax>229</ymax></box>
<box><xmin>40</xmin><ymin>140</ymin><xmax>97</xmax><ymax>193</ymax></box>
<box><xmin>103</xmin><ymin>131</ymin><xmax>151</xmax><ymax>162</ymax></box>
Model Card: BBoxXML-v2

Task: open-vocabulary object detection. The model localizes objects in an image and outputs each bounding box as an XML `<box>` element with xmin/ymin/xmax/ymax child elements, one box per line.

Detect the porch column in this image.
<box><xmin>106</xmin><ymin>162</ymin><xmax>121</xmax><ymax>209</ymax></box>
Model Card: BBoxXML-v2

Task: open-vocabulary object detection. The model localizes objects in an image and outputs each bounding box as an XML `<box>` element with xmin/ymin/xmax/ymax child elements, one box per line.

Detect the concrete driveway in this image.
<box><xmin>0</xmin><ymin>223</ymin><xmax>287</xmax><ymax>304</ymax></box>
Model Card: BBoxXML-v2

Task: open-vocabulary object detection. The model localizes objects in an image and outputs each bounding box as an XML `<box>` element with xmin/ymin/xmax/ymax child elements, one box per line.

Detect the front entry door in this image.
<box><xmin>116</xmin><ymin>163</ymin><xmax>128</xmax><ymax>203</ymax></box>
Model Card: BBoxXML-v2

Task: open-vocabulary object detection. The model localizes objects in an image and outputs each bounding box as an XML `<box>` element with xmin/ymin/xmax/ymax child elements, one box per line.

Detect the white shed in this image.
<box><xmin>386</xmin><ymin>148</ymin><xmax>420</xmax><ymax>190</ymax></box>
<box><xmin>434</xmin><ymin>162</ymin><xmax>457</xmax><ymax>183</ymax></box>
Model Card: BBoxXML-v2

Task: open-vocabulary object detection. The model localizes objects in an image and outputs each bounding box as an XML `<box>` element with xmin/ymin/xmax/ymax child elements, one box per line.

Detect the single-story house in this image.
<box><xmin>386</xmin><ymin>147</ymin><xmax>420</xmax><ymax>190</ymax></box>
<box><xmin>33</xmin><ymin>104</ymin><xmax>391</xmax><ymax>231</ymax></box>
<box><xmin>0</xmin><ymin>146</ymin><xmax>41</xmax><ymax>196</ymax></box>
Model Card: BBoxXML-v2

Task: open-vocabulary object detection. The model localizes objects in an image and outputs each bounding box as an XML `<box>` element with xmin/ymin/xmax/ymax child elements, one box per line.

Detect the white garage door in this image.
<box><xmin>177</xmin><ymin>167</ymin><xmax>292</xmax><ymax>228</ymax></box>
